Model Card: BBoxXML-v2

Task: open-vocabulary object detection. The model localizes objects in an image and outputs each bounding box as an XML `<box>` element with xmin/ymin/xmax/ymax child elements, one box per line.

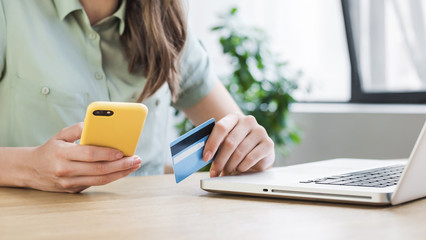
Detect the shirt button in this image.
<box><xmin>131</xmin><ymin>92</ymin><xmax>139</xmax><ymax>100</ymax></box>
<box><xmin>40</xmin><ymin>87</ymin><xmax>50</xmax><ymax>95</ymax></box>
<box><xmin>155</xmin><ymin>99</ymin><xmax>160</xmax><ymax>106</ymax></box>
<box><xmin>88</xmin><ymin>32</ymin><xmax>97</xmax><ymax>40</ymax></box>
<box><xmin>95</xmin><ymin>72</ymin><xmax>104</xmax><ymax>80</ymax></box>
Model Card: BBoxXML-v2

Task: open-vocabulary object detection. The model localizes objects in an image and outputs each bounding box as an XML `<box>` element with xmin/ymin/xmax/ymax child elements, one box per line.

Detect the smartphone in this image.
<box><xmin>80</xmin><ymin>101</ymin><xmax>148</xmax><ymax>157</ymax></box>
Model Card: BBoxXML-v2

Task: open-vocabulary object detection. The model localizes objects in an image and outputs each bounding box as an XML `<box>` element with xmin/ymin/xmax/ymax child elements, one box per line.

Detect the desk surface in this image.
<box><xmin>1</xmin><ymin>172</ymin><xmax>426</xmax><ymax>240</ymax></box>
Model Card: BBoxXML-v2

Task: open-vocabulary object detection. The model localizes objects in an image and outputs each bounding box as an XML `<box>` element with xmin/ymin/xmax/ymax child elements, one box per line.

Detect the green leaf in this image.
<box><xmin>211</xmin><ymin>26</ymin><xmax>224</xmax><ymax>31</ymax></box>
<box><xmin>174</xmin><ymin>6</ymin><xmax>302</xmax><ymax>157</ymax></box>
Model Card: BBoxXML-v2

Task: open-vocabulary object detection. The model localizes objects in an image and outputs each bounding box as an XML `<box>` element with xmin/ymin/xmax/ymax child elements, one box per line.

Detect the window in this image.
<box><xmin>188</xmin><ymin>0</ymin><xmax>350</xmax><ymax>102</ymax></box>
<box><xmin>343</xmin><ymin>0</ymin><xmax>426</xmax><ymax>103</ymax></box>
<box><xmin>188</xmin><ymin>0</ymin><xmax>426</xmax><ymax>103</ymax></box>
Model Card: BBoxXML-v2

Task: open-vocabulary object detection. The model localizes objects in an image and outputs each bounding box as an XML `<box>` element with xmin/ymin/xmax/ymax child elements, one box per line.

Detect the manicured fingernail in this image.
<box><xmin>210</xmin><ymin>170</ymin><xmax>217</xmax><ymax>178</ymax></box>
<box><xmin>116</xmin><ymin>152</ymin><xmax>123</xmax><ymax>158</ymax></box>
<box><xmin>203</xmin><ymin>151</ymin><xmax>212</xmax><ymax>162</ymax></box>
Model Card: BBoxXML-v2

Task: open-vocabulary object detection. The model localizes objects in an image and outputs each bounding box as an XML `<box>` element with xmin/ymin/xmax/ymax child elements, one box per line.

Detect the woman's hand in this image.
<box><xmin>203</xmin><ymin>113</ymin><xmax>275</xmax><ymax>177</ymax></box>
<box><xmin>27</xmin><ymin>122</ymin><xmax>141</xmax><ymax>193</ymax></box>
<box><xmin>182</xmin><ymin>81</ymin><xmax>275</xmax><ymax>177</ymax></box>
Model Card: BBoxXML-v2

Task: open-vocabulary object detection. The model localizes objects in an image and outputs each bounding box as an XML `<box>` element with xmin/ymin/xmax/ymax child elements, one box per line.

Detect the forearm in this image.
<box><xmin>0</xmin><ymin>147</ymin><xmax>35</xmax><ymax>188</ymax></box>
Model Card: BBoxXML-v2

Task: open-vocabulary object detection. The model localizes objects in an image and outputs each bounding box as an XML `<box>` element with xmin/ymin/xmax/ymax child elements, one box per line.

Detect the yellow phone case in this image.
<box><xmin>80</xmin><ymin>101</ymin><xmax>148</xmax><ymax>157</ymax></box>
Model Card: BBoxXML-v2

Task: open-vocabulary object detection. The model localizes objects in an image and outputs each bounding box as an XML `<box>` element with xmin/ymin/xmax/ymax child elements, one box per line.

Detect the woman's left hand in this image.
<box><xmin>202</xmin><ymin>112</ymin><xmax>275</xmax><ymax>177</ymax></box>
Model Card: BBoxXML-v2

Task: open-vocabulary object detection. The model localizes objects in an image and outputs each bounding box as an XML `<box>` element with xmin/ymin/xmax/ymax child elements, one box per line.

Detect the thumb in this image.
<box><xmin>54</xmin><ymin>122</ymin><xmax>84</xmax><ymax>143</ymax></box>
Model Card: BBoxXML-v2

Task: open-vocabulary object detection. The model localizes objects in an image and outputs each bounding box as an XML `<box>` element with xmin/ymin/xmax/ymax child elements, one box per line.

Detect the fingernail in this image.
<box><xmin>210</xmin><ymin>170</ymin><xmax>217</xmax><ymax>178</ymax></box>
<box><xmin>116</xmin><ymin>152</ymin><xmax>123</xmax><ymax>159</ymax></box>
<box><xmin>133</xmin><ymin>156</ymin><xmax>142</xmax><ymax>165</ymax></box>
<box><xmin>203</xmin><ymin>151</ymin><xmax>212</xmax><ymax>162</ymax></box>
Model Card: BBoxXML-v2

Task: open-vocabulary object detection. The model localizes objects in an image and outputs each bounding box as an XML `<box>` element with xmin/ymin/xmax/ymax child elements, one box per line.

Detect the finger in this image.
<box><xmin>66</xmin><ymin>186</ymin><xmax>89</xmax><ymax>194</ymax></box>
<box><xmin>237</xmin><ymin>141</ymin><xmax>275</xmax><ymax>173</ymax></box>
<box><xmin>54</xmin><ymin>156</ymin><xmax>142</xmax><ymax>177</ymax></box>
<box><xmin>222</xmin><ymin>132</ymin><xmax>261</xmax><ymax>175</ymax></box>
<box><xmin>202</xmin><ymin>113</ymin><xmax>240</xmax><ymax>162</ymax></box>
<box><xmin>248</xmin><ymin>155</ymin><xmax>275</xmax><ymax>172</ymax></box>
<box><xmin>57</xmin><ymin>164</ymin><xmax>141</xmax><ymax>190</ymax></box>
<box><xmin>55</xmin><ymin>122</ymin><xmax>84</xmax><ymax>143</ymax></box>
<box><xmin>65</xmin><ymin>144</ymin><xmax>123</xmax><ymax>162</ymax></box>
<box><xmin>210</xmin><ymin>123</ymin><xmax>254</xmax><ymax>177</ymax></box>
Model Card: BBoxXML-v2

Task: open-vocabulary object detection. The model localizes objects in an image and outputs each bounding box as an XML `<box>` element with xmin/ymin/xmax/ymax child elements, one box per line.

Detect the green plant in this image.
<box><xmin>175</xmin><ymin>7</ymin><xmax>301</xmax><ymax>156</ymax></box>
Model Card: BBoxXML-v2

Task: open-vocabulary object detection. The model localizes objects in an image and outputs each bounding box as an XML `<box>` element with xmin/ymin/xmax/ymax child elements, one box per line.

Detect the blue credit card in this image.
<box><xmin>170</xmin><ymin>118</ymin><xmax>215</xmax><ymax>183</ymax></box>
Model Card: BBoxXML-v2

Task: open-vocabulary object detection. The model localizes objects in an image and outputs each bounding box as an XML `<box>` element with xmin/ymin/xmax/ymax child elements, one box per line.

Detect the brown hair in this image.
<box><xmin>121</xmin><ymin>0</ymin><xmax>187</xmax><ymax>102</ymax></box>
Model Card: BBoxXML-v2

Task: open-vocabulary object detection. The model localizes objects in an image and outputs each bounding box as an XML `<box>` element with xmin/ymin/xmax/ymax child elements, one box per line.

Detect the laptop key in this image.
<box><xmin>299</xmin><ymin>180</ymin><xmax>314</xmax><ymax>183</ymax></box>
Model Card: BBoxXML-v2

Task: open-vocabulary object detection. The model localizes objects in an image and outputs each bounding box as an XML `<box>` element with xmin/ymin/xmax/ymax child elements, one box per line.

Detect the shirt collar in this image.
<box><xmin>53</xmin><ymin>0</ymin><xmax>127</xmax><ymax>35</ymax></box>
<box><xmin>112</xmin><ymin>0</ymin><xmax>126</xmax><ymax>35</ymax></box>
<box><xmin>53</xmin><ymin>0</ymin><xmax>83</xmax><ymax>21</ymax></box>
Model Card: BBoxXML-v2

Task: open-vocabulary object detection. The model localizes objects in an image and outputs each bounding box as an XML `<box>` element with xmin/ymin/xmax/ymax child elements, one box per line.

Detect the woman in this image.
<box><xmin>0</xmin><ymin>0</ymin><xmax>275</xmax><ymax>193</ymax></box>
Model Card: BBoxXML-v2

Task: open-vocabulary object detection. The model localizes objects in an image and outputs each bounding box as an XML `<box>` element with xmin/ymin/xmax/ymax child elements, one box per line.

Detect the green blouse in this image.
<box><xmin>0</xmin><ymin>0</ymin><xmax>217</xmax><ymax>175</ymax></box>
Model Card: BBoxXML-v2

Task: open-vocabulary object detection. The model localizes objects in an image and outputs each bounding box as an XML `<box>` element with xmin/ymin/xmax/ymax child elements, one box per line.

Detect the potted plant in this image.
<box><xmin>175</xmin><ymin>7</ymin><xmax>301</xmax><ymax>166</ymax></box>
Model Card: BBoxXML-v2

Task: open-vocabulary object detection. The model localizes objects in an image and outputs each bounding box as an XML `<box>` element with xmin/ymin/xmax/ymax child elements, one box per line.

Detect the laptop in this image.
<box><xmin>200</xmin><ymin>122</ymin><xmax>426</xmax><ymax>205</ymax></box>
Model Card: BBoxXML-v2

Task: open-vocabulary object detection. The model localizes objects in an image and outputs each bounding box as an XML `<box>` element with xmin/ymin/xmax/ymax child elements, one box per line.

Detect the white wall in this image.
<box><xmin>281</xmin><ymin>103</ymin><xmax>426</xmax><ymax>166</ymax></box>
<box><xmin>185</xmin><ymin>1</ymin><xmax>426</xmax><ymax>168</ymax></box>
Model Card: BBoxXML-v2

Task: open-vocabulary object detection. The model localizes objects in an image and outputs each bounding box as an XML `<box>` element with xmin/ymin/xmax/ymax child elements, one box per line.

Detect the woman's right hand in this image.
<box><xmin>27</xmin><ymin>122</ymin><xmax>141</xmax><ymax>193</ymax></box>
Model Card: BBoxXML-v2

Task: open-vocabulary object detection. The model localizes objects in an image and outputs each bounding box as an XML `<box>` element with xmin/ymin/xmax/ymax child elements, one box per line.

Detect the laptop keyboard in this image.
<box><xmin>299</xmin><ymin>164</ymin><xmax>405</xmax><ymax>188</ymax></box>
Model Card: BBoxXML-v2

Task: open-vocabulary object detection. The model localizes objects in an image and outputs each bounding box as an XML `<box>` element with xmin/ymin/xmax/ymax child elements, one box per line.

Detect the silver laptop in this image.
<box><xmin>201</xmin><ymin>122</ymin><xmax>426</xmax><ymax>205</ymax></box>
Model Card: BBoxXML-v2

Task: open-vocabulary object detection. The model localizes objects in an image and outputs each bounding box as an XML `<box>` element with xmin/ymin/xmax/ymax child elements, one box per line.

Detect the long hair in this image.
<box><xmin>121</xmin><ymin>0</ymin><xmax>187</xmax><ymax>102</ymax></box>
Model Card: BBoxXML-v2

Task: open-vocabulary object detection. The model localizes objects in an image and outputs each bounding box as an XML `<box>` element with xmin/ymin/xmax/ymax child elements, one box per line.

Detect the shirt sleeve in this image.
<box><xmin>171</xmin><ymin>27</ymin><xmax>218</xmax><ymax>110</ymax></box>
<box><xmin>0</xmin><ymin>0</ymin><xmax>6</xmax><ymax>79</ymax></box>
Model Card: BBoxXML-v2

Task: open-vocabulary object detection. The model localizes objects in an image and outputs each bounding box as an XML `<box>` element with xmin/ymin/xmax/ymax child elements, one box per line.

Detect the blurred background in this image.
<box><xmin>187</xmin><ymin>0</ymin><xmax>350</xmax><ymax>102</ymax></box>
<box><xmin>172</xmin><ymin>0</ymin><xmax>426</xmax><ymax>167</ymax></box>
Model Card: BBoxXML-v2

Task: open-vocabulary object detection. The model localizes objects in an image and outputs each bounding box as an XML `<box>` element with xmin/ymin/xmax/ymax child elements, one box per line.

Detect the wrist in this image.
<box><xmin>0</xmin><ymin>147</ymin><xmax>37</xmax><ymax>188</ymax></box>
